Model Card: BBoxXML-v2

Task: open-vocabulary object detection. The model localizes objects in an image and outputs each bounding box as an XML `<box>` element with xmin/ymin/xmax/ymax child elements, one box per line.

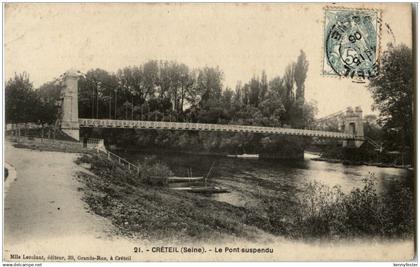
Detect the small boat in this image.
<box><xmin>228</xmin><ymin>154</ymin><xmax>259</xmax><ymax>159</ymax></box>
<box><xmin>169</xmin><ymin>162</ymin><xmax>229</xmax><ymax>194</ymax></box>
<box><xmin>171</xmin><ymin>186</ymin><xmax>229</xmax><ymax>194</ymax></box>
<box><xmin>168</xmin><ymin>176</ymin><xmax>204</xmax><ymax>183</ymax></box>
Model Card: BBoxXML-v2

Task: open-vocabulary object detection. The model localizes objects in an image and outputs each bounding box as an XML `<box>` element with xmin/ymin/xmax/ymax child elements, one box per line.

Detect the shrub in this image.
<box><xmin>295</xmin><ymin>174</ymin><xmax>414</xmax><ymax>239</ymax></box>
<box><xmin>139</xmin><ymin>160</ymin><xmax>174</xmax><ymax>186</ymax></box>
<box><xmin>379</xmin><ymin>180</ymin><xmax>415</xmax><ymax>237</ymax></box>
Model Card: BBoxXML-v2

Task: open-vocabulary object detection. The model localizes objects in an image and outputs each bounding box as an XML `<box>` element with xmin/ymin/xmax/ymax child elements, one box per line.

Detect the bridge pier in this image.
<box><xmin>60</xmin><ymin>70</ymin><xmax>80</xmax><ymax>140</ymax></box>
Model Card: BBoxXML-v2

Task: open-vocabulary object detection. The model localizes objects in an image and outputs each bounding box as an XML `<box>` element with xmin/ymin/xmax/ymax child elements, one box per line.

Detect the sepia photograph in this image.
<box><xmin>3</xmin><ymin>2</ymin><xmax>416</xmax><ymax>262</ymax></box>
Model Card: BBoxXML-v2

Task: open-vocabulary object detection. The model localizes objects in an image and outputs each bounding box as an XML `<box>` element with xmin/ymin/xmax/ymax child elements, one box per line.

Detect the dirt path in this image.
<box><xmin>4</xmin><ymin>141</ymin><xmax>136</xmax><ymax>259</ymax></box>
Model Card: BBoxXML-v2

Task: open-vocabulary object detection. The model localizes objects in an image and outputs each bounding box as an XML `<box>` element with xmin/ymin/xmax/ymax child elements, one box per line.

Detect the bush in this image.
<box><xmin>138</xmin><ymin>157</ymin><xmax>173</xmax><ymax>186</ymax></box>
<box><xmin>379</xmin><ymin>180</ymin><xmax>415</xmax><ymax>237</ymax></box>
<box><xmin>295</xmin><ymin>175</ymin><xmax>414</xmax><ymax>239</ymax></box>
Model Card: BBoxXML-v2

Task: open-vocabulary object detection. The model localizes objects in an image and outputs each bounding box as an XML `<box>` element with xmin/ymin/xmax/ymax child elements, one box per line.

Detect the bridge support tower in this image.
<box><xmin>342</xmin><ymin>106</ymin><xmax>364</xmax><ymax>148</ymax></box>
<box><xmin>60</xmin><ymin>70</ymin><xmax>80</xmax><ymax>140</ymax></box>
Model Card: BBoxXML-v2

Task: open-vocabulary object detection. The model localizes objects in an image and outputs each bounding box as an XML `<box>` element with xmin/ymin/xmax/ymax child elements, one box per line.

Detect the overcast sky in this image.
<box><xmin>5</xmin><ymin>3</ymin><xmax>412</xmax><ymax>117</ymax></box>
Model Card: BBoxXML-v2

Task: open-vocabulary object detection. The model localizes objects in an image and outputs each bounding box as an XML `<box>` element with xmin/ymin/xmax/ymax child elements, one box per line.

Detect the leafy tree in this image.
<box><xmin>260</xmin><ymin>71</ymin><xmax>268</xmax><ymax>101</ymax></box>
<box><xmin>248</xmin><ymin>76</ymin><xmax>261</xmax><ymax>107</ymax></box>
<box><xmin>293</xmin><ymin>50</ymin><xmax>309</xmax><ymax>128</ymax></box>
<box><xmin>36</xmin><ymin>81</ymin><xmax>64</xmax><ymax>124</ymax></box>
<box><xmin>363</xmin><ymin>114</ymin><xmax>383</xmax><ymax>142</ymax></box>
<box><xmin>294</xmin><ymin>50</ymin><xmax>309</xmax><ymax>101</ymax></box>
<box><xmin>143</xmin><ymin>60</ymin><xmax>159</xmax><ymax>99</ymax></box>
<box><xmin>368</xmin><ymin>44</ymin><xmax>413</xmax><ymax>158</ymax></box>
<box><xmin>194</xmin><ymin>67</ymin><xmax>224</xmax><ymax>109</ymax></box>
<box><xmin>301</xmin><ymin>100</ymin><xmax>318</xmax><ymax>129</ymax></box>
<box><xmin>79</xmin><ymin>68</ymin><xmax>119</xmax><ymax>119</ymax></box>
<box><xmin>5</xmin><ymin>73</ymin><xmax>38</xmax><ymax>123</ymax></box>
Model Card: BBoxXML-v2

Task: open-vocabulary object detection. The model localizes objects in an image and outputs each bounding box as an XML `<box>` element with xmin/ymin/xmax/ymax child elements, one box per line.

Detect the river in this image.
<box><xmin>117</xmin><ymin>149</ymin><xmax>414</xmax><ymax>208</ymax></box>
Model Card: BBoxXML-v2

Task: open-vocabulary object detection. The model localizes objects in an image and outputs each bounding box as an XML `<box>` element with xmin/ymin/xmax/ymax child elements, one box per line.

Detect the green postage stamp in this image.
<box><xmin>323</xmin><ymin>8</ymin><xmax>381</xmax><ymax>79</ymax></box>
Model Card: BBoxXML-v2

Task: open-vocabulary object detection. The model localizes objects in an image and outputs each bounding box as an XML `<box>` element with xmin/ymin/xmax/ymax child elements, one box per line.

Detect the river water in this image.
<box><xmin>118</xmin><ymin>150</ymin><xmax>414</xmax><ymax>207</ymax></box>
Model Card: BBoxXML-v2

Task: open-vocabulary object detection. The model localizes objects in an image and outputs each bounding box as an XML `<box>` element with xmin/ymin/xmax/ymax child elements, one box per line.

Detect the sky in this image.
<box><xmin>4</xmin><ymin>3</ymin><xmax>412</xmax><ymax>117</ymax></box>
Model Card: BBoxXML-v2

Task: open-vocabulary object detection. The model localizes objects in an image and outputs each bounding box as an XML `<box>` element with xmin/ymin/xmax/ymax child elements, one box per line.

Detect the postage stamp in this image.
<box><xmin>323</xmin><ymin>8</ymin><xmax>381</xmax><ymax>79</ymax></box>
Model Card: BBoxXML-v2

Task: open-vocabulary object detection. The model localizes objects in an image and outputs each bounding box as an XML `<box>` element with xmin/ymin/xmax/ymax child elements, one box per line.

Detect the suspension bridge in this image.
<box><xmin>59</xmin><ymin>70</ymin><xmax>365</xmax><ymax>147</ymax></box>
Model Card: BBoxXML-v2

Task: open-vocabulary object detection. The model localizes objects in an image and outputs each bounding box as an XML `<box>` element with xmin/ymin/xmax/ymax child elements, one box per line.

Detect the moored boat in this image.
<box><xmin>168</xmin><ymin>176</ymin><xmax>204</xmax><ymax>183</ymax></box>
<box><xmin>171</xmin><ymin>186</ymin><xmax>229</xmax><ymax>194</ymax></box>
<box><xmin>228</xmin><ymin>154</ymin><xmax>259</xmax><ymax>159</ymax></box>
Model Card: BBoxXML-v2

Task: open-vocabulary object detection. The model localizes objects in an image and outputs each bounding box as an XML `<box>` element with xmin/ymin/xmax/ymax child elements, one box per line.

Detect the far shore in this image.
<box><xmin>311</xmin><ymin>156</ymin><xmax>413</xmax><ymax>170</ymax></box>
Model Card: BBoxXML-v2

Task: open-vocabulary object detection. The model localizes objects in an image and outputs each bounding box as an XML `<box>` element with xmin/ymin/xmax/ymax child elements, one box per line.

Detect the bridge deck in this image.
<box><xmin>79</xmin><ymin>119</ymin><xmax>358</xmax><ymax>140</ymax></box>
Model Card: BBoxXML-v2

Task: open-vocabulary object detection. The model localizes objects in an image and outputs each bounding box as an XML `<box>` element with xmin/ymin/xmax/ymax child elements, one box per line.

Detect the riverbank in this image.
<box><xmin>76</xmin><ymin>150</ymin><xmax>415</xmax><ymax>242</ymax></box>
<box><xmin>311</xmin><ymin>157</ymin><xmax>413</xmax><ymax>170</ymax></box>
<box><xmin>75</xmin><ymin>153</ymin><xmax>272</xmax><ymax>243</ymax></box>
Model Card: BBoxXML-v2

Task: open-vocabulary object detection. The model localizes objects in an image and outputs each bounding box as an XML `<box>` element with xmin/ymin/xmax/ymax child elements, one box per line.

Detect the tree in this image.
<box><xmin>36</xmin><ymin>81</ymin><xmax>64</xmax><ymax>124</ymax></box>
<box><xmin>79</xmin><ymin>68</ymin><xmax>118</xmax><ymax>119</ymax></box>
<box><xmin>194</xmin><ymin>67</ymin><xmax>224</xmax><ymax>109</ymax></box>
<box><xmin>289</xmin><ymin>50</ymin><xmax>310</xmax><ymax>128</ymax></box>
<box><xmin>260</xmin><ymin>71</ymin><xmax>268</xmax><ymax>101</ymax></box>
<box><xmin>294</xmin><ymin>50</ymin><xmax>309</xmax><ymax>101</ymax></box>
<box><xmin>142</xmin><ymin>60</ymin><xmax>159</xmax><ymax>100</ymax></box>
<box><xmin>248</xmin><ymin>76</ymin><xmax>261</xmax><ymax>107</ymax></box>
<box><xmin>363</xmin><ymin>114</ymin><xmax>383</xmax><ymax>142</ymax></box>
<box><xmin>368</xmin><ymin>44</ymin><xmax>413</xmax><ymax>158</ymax></box>
<box><xmin>301</xmin><ymin>100</ymin><xmax>318</xmax><ymax>129</ymax></box>
<box><xmin>5</xmin><ymin>73</ymin><xmax>39</xmax><ymax>123</ymax></box>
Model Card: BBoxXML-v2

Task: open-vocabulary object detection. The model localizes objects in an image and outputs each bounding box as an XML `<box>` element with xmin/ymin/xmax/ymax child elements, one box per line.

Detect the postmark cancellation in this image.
<box><xmin>323</xmin><ymin>8</ymin><xmax>381</xmax><ymax>79</ymax></box>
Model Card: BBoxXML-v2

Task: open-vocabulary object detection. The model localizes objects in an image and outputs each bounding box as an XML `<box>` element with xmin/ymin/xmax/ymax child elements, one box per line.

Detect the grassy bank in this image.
<box><xmin>75</xmin><ymin>153</ymin><xmax>271</xmax><ymax>242</ymax></box>
<box><xmin>75</xmin><ymin>152</ymin><xmax>415</xmax><ymax>242</ymax></box>
<box><xmin>9</xmin><ymin>137</ymin><xmax>86</xmax><ymax>153</ymax></box>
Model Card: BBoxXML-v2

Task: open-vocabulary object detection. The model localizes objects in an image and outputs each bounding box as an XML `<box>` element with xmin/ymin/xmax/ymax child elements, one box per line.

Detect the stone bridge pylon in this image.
<box><xmin>59</xmin><ymin>70</ymin><xmax>80</xmax><ymax>140</ymax></box>
<box><xmin>315</xmin><ymin>106</ymin><xmax>365</xmax><ymax>147</ymax></box>
<box><xmin>342</xmin><ymin>106</ymin><xmax>364</xmax><ymax>148</ymax></box>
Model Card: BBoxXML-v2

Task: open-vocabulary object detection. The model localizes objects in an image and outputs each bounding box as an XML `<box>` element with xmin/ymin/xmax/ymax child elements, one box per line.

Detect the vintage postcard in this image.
<box><xmin>3</xmin><ymin>2</ymin><xmax>416</xmax><ymax>262</ymax></box>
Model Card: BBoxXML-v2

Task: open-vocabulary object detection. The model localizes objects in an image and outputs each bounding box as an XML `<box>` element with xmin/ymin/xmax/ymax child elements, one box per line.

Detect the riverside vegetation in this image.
<box><xmin>76</xmin><ymin>153</ymin><xmax>415</xmax><ymax>242</ymax></box>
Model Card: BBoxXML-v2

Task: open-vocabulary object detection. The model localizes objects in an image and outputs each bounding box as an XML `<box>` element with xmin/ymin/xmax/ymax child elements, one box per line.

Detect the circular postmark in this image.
<box><xmin>325</xmin><ymin>10</ymin><xmax>379</xmax><ymax>79</ymax></box>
